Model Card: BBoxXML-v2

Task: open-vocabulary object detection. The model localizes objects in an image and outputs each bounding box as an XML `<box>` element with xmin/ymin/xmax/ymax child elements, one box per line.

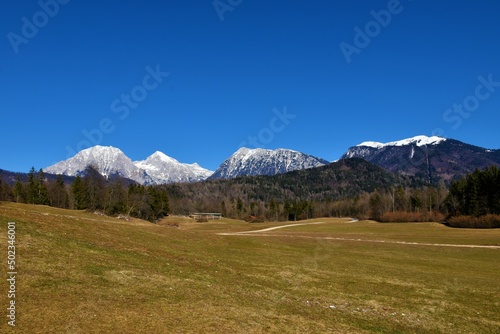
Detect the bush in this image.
<box><xmin>245</xmin><ymin>215</ymin><xmax>265</xmax><ymax>223</ymax></box>
<box><xmin>380</xmin><ymin>211</ymin><xmax>445</xmax><ymax>223</ymax></box>
<box><xmin>447</xmin><ymin>215</ymin><xmax>500</xmax><ymax>228</ymax></box>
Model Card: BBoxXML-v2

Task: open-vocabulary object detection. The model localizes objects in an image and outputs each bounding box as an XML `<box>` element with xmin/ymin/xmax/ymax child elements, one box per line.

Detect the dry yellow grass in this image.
<box><xmin>0</xmin><ymin>202</ymin><xmax>499</xmax><ymax>333</ymax></box>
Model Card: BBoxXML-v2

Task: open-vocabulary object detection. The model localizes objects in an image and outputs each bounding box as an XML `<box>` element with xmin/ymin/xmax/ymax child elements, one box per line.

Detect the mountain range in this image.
<box><xmin>43</xmin><ymin>146</ymin><xmax>331</xmax><ymax>184</ymax></box>
<box><xmin>342</xmin><ymin>135</ymin><xmax>500</xmax><ymax>183</ymax></box>
<box><xmin>39</xmin><ymin>135</ymin><xmax>500</xmax><ymax>185</ymax></box>
<box><xmin>44</xmin><ymin>146</ymin><xmax>213</xmax><ymax>185</ymax></box>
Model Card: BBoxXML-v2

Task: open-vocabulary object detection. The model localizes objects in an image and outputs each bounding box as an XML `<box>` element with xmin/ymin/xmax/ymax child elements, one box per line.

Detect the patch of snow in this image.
<box><xmin>357</xmin><ymin>141</ymin><xmax>384</xmax><ymax>148</ymax></box>
<box><xmin>357</xmin><ymin>135</ymin><xmax>446</xmax><ymax>149</ymax></box>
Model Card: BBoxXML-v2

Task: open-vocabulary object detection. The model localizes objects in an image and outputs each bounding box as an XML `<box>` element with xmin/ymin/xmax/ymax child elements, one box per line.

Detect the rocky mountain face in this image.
<box><xmin>44</xmin><ymin>146</ymin><xmax>153</xmax><ymax>185</ymax></box>
<box><xmin>209</xmin><ymin>147</ymin><xmax>330</xmax><ymax>179</ymax></box>
<box><xmin>342</xmin><ymin>135</ymin><xmax>500</xmax><ymax>183</ymax></box>
<box><xmin>44</xmin><ymin>146</ymin><xmax>213</xmax><ymax>185</ymax></box>
<box><xmin>41</xmin><ymin>136</ymin><xmax>500</xmax><ymax>186</ymax></box>
<box><xmin>134</xmin><ymin>151</ymin><xmax>213</xmax><ymax>184</ymax></box>
<box><xmin>44</xmin><ymin>146</ymin><xmax>331</xmax><ymax>184</ymax></box>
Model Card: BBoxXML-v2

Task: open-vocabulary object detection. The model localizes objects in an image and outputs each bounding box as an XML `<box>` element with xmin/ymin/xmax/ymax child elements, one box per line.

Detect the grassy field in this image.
<box><xmin>1</xmin><ymin>202</ymin><xmax>499</xmax><ymax>333</ymax></box>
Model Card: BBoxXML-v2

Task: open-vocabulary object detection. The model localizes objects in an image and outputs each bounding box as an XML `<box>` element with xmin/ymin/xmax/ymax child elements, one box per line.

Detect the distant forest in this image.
<box><xmin>1</xmin><ymin>159</ymin><xmax>499</xmax><ymax>228</ymax></box>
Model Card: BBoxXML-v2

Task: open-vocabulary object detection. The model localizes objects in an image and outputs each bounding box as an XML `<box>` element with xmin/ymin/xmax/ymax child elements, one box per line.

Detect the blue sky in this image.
<box><xmin>2</xmin><ymin>0</ymin><xmax>500</xmax><ymax>173</ymax></box>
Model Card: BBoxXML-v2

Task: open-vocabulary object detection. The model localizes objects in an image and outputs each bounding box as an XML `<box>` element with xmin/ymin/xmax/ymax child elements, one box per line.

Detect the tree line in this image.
<box><xmin>165</xmin><ymin>180</ymin><xmax>448</xmax><ymax>222</ymax></box>
<box><xmin>444</xmin><ymin>166</ymin><xmax>500</xmax><ymax>228</ymax></box>
<box><xmin>0</xmin><ymin>166</ymin><xmax>169</xmax><ymax>223</ymax></box>
<box><xmin>1</xmin><ymin>162</ymin><xmax>498</xmax><ymax>228</ymax></box>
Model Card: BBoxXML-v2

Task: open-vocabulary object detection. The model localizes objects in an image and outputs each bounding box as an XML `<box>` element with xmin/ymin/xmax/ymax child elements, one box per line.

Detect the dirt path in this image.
<box><xmin>218</xmin><ymin>221</ymin><xmax>328</xmax><ymax>235</ymax></box>
<box><xmin>218</xmin><ymin>221</ymin><xmax>500</xmax><ymax>249</ymax></box>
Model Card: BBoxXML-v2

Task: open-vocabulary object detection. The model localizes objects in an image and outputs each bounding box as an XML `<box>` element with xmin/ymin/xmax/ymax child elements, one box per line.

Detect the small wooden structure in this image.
<box><xmin>191</xmin><ymin>213</ymin><xmax>222</xmax><ymax>222</ymax></box>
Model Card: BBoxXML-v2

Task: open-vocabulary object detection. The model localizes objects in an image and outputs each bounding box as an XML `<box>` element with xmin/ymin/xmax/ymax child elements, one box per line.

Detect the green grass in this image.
<box><xmin>0</xmin><ymin>203</ymin><xmax>499</xmax><ymax>333</ymax></box>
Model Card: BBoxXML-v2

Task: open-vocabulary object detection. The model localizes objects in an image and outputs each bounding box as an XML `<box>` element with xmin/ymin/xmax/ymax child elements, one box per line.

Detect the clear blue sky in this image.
<box><xmin>2</xmin><ymin>0</ymin><xmax>500</xmax><ymax>173</ymax></box>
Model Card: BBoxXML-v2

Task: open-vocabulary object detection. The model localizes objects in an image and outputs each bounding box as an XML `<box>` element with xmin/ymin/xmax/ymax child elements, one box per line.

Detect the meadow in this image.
<box><xmin>0</xmin><ymin>202</ymin><xmax>499</xmax><ymax>333</ymax></box>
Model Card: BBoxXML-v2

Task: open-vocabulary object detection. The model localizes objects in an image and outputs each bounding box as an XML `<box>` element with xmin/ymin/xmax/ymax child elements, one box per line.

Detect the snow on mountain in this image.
<box><xmin>342</xmin><ymin>135</ymin><xmax>500</xmax><ymax>183</ymax></box>
<box><xmin>357</xmin><ymin>135</ymin><xmax>446</xmax><ymax>149</ymax></box>
<box><xmin>345</xmin><ymin>135</ymin><xmax>447</xmax><ymax>159</ymax></box>
<box><xmin>44</xmin><ymin>146</ymin><xmax>153</xmax><ymax>185</ymax></box>
<box><xmin>44</xmin><ymin>146</ymin><xmax>213</xmax><ymax>185</ymax></box>
<box><xmin>209</xmin><ymin>147</ymin><xmax>330</xmax><ymax>179</ymax></box>
<box><xmin>134</xmin><ymin>151</ymin><xmax>213</xmax><ymax>183</ymax></box>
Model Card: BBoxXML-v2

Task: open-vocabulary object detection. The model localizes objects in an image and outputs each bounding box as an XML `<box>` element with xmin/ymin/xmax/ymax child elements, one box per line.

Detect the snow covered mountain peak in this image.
<box><xmin>210</xmin><ymin>147</ymin><xmax>329</xmax><ymax>179</ymax></box>
<box><xmin>133</xmin><ymin>151</ymin><xmax>213</xmax><ymax>184</ymax></box>
<box><xmin>77</xmin><ymin>145</ymin><xmax>125</xmax><ymax>161</ymax></box>
<box><xmin>145</xmin><ymin>151</ymin><xmax>180</xmax><ymax>164</ymax></box>
<box><xmin>44</xmin><ymin>145</ymin><xmax>153</xmax><ymax>184</ymax></box>
<box><xmin>358</xmin><ymin>135</ymin><xmax>446</xmax><ymax>148</ymax></box>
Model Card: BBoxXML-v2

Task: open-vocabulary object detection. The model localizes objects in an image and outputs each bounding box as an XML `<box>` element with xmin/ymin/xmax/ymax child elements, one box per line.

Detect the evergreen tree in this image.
<box><xmin>369</xmin><ymin>192</ymin><xmax>383</xmax><ymax>220</ymax></box>
<box><xmin>236</xmin><ymin>197</ymin><xmax>244</xmax><ymax>217</ymax></box>
<box><xmin>83</xmin><ymin>165</ymin><xmax>105</xmax><ymax>211</ymax></box>
<box><xmin>445</xmin><ymin>166</ymin><xmax>500</xmax><ymax>217</ymax></box>
<box><xmin>55</xmin><ymin>175</ymin><xmax>68</xmax><ymax>208</ymax></box>
<box><xmin>37</xmin><ymin>168</ymin><xmax>49</xmax><ymax>205</ymax></box>
<box><xmin>72</xmin><ymin>176</ymin><xmax>87</xmax><ymax>209</ymax></box>
<box><xmin>27</xmin><ymin>167</ymin><xmax>38</xmax><ymax>204</ymax></box>
<box><xmin>14</xmin><ymin>175</ymin><xmax>25</xmax><ymax>203</ymax></box>
<box><xmin>221</xmin><ymin>200</ymin><xmax>227</xmax><ymax>217</ymax></box>
<box><xmin>147</xmin><ymin>186</ymin><xmax>169</xmax><ymax>221</ymax></box>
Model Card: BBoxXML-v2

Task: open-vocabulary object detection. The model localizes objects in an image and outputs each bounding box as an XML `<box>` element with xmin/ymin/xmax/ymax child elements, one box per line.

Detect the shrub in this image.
<box><xmin>447</xmin><ymin>214</ymin><xmax>500</xmax><ymax>228</ymax></box>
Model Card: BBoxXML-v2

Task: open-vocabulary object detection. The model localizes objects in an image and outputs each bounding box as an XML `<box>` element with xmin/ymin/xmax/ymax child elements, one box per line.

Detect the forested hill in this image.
<box><xmin>164</xmin><ymin>158</ymin><xmax>423</xmax><ymax>215</ymax></box>
<box><xmin>1</xmin><ymin>158</ymin><xmax>426</xmax><ymax>221</ymax></box>
<box><xmin>0</xmin><ymin>168</ymin><xmax>75</xmax><ymax>184</ymax></box>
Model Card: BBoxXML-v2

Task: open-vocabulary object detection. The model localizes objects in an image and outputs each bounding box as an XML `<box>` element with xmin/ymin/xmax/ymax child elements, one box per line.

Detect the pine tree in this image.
<box><xmin>445</xmin><ymin>166</ymin><xmax>500</xmax><ymax>217</ymax></box>
<box><xmin>236</xmin><ymin>197</ymin><xmax>244</xmax><ymax>218</ymax></box>
<box><xmin>83</xmin><ymin>165</ymin><xmax>105</xmax><ymax>211</ymax></box>
<box><xmin>72</xmin><ymin>176</ymin><xmax>87</xmax><ymax>210</ymax></box>
<box><xmin>149</xmin><ymin>187</ymin><xmax>169</xmax><ymax>221</ymax></box>
<box><xmin>14</xmin><ymin>175</ymin><xmax>25</xmax><ymax>203</ymax></box>
<box><xmin>38</xmin><ymin>169</ymin><xmax>49</xmax><ymax>205</ymax></box>
<box><xmin>27</xmin><ymin>167</ymin><xmax>38</xmax><ymax>204</ymax></box>
<box><xmin>464</xmin><ymin>172</ymin><xmax>479</xmax><ymax>216</ymax></box>
<box><xmin>221</xmin><ymin>200</ymin><xmax>227</xmax><ymax>217</ymax></box>
<box><xmin>55</xmin><ymin>175</ymin><xmax>68</xmax><ymax>208</ymax></box>
<box><xmin>369</xmin><ymin>192</ymin><xmax>384</xmax><ymax>220</ymax></box>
